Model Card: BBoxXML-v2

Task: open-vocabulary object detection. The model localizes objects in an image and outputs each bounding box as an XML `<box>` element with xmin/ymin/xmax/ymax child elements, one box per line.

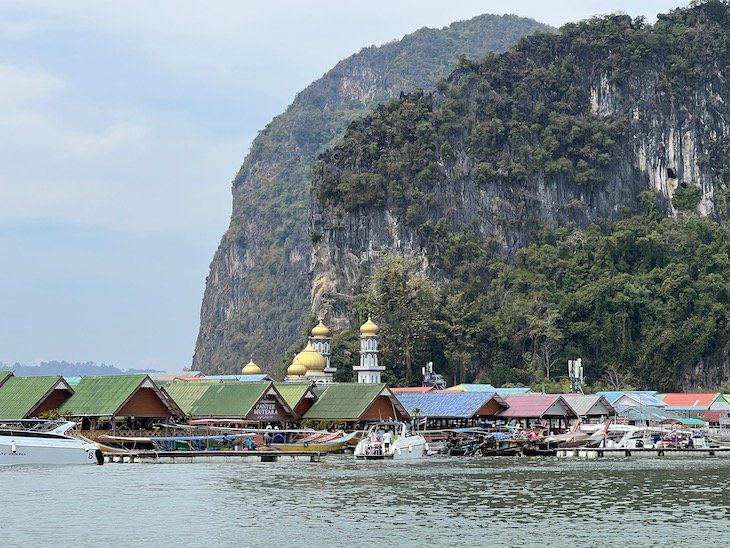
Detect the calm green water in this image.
<box><xmin>2</xmin><ymin>455</ymin><xmax>729</xmax><ymax>547</ymax></box>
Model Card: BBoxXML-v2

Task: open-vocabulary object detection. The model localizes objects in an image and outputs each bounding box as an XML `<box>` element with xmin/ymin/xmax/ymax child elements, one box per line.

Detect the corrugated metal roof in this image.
<box><xmin>597</xmin><ymin>391</ymin><xmax>666</xmax><ymax>407</ymax></box>
<box><xmin>445</xmin><ymin>384</ymin><xmax>497</xmax><ymax>392</ymax></box>
<box><xmin>164</xmin><ymin>382</ymin><xmax>278</xmax><ymax>417</ymax></box>
<box><xmin>303</xmin><ymin>384</ymin><xmax>386</xmax><ymax>420</ymax></box>
<box><xmin>390</xmin><ymin>387</ymin><xmax>435</xmax><ymax>393</ymax></box>
<box><xmin>673</xmin><ymin>417</ymin><xmax>707</xmax><ymax>426</ymax></box>
<box><xmin>395</xmin><ymin>392</ymin><xmax>504</xmax><ymax>419</ymax></box>
<box><xmin>596</xmin><ymin>391</ymin><xmax>623</xmax><ymax>404</ymax></box>
<box><xmin>499</xmin><ymin>394</ymin><xmax>575</xmax><ymax>418</ymax></box>
<box><xmin>162</xmin><ymin>383</ymin><xmax>213</xmax><ymax>415</ymax></box>
<box><xmin>494</xmin><ymin>387</ymin><xmax>531</xmax><ymax>396</ymax></box>
<box><xmin>189</xmin><ymin>383</ymin><xmax>272</xmax><ymax>417</ymax></box>
<box><xmin>0</xmin><ymin>371</ymin><xmax>12</xmax><ymax>387</ymax></box>
<box><xmin>0</xmin><ymin>376</ymin><xmax>69</xmax><ymax>419</ymax></box>
<box><xmin>562</xmin><ymin>394</ymin><xmax>615</xmax><ymax>417</ymax></box>
<box><xmin>618</xmin><ymin>406</ymin><xmax>672</xmax><ymax>421</ymax></box>
<box><xmin>63</xmin><ymin>376</ymin><xmax>82</xmax><ymax>387</ymax></box>
<box><xmin>659</xmin><ymin>393</ymin><xmax>719</xmax><ymax>408</ymax></box>
<box><xmin>273</xmin><ymin>383</ymin><xmax>315</xmax><ymax>409</ymax></box>
<box><xmin>58</xmin><ymin>375</ymin><xmax>148</xmax><ymax>416</ymax></box>
<box><xmin>204</xmin><ymin>374</ymin><xmax>273</xmax><ymax>382</ymax></box>
<box><xmin>702</xmin><ymin>410</ymin><xmax>728</xmax><ymax>422</ymax></box>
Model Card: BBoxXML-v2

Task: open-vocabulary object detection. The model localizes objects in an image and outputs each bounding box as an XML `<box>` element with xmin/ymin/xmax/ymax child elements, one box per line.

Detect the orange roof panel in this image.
<box><xmin>660</xmin><ymin>393</ymin><xmax>718</xmax><ymax>407</ymax></box>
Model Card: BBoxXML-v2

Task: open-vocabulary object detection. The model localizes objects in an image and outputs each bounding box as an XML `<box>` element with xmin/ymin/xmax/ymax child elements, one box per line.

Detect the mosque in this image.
<box><xmin>240</xmin><ymin>316</ymin><xmax>384</xmax><ymax>384</ymax></box>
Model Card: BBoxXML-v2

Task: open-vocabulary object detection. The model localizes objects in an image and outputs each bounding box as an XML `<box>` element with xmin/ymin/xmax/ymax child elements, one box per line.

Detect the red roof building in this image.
<box><xmin>498</xmin><ymin>394</ymin><xmax>577</xmax><ymax>428</ymax></box>
<box><xmin>702</xmin><ymin>410</ymin><xmax>729</xmax><ymax>424</ymax></box>
<box><xmin>660</xmin><ymin>393</ymin><xmax>719</xmax><ymax>408</ymax></box>
<box><xmin>658</xmin><ymin>393</ymin><xmax>729</xmax><ymax>418</ymax></box>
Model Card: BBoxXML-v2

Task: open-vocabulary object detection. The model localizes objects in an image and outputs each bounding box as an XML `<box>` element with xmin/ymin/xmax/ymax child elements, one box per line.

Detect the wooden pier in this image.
<box><xmin>556</xmin><ymin>447</ymin><xmax>730</xmax><ymax>458</ymax></box>
<box><xmin>104</xmin><ymin>450</ymin><xmax>323</xmax><ymax>464</ymax></box>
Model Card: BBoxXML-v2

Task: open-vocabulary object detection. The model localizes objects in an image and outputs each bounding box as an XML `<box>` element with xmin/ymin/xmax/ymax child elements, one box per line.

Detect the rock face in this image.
<box><xmin>310</xmin><ymin>4</ymin><xmax>730</xmax><ymax>386</ymax></box>
<box><xmin>193</xmin><ymin>15</ymin><xmax>553</xmax><ymax>373</ymax></box>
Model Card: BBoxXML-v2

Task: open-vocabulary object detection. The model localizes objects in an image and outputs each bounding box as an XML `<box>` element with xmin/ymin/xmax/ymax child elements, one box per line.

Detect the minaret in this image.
<box><xmin>310</xmin><ymin>319</ymin><xmax>335</xmax><ymax>382</ymax></box>
<box><xmin>353</xmin><ymin>315</ymin><xmax>384</xmax><ymax>383</ymax></box>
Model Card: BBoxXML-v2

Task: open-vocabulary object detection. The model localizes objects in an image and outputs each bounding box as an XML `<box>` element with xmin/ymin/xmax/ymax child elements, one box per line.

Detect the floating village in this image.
<box><xmin>1</xmin><ymin>317</ymin><xmax>730</xmax><ymax>465</ymax></box>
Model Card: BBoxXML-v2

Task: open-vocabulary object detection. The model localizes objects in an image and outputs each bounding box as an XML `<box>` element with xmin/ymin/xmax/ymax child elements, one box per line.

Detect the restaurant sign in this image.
<box><xmin>249</xmin><ymin>397</ymin><xmax>286</xmax><ymax>421</ymax></box>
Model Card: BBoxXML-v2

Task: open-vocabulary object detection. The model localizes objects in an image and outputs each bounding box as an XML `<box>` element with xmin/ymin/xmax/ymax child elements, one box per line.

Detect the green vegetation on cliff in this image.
<box><xmin>318</xmin><ymin>3</ymin><xmax>730</xmax><ymax>221</ymax></box>
<box><xmin>313</xmin><ymin>2</ymin><xmax>730</xmax><ymax>390</ymax></box>
<box><xmin>337</xmin><ymin>203</ymin><xmax>730</xmax><ymax>392</ymax></box>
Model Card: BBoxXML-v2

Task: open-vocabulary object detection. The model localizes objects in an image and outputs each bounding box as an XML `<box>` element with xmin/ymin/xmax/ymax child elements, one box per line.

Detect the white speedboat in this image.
<box><xmin>353</xmin><ymin>421</ymin><xmax>427</xmax><ymax>460</ymax></box>
<box><xmin>0</xmin><ymin>420</ymin><xmax>104</xmax><ymax>465</ymax></box>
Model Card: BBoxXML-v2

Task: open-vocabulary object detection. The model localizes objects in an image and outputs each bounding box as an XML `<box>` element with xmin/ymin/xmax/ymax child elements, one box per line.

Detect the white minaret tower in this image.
<box><xmin>310</xmin><ymin>319</ymin><xmax>335</xmax><ymax>383</ymax></box>
<box><xmin>353</xmin><ymin>315</ymin><xmax>384</xmax><ymax>383</ymax></box>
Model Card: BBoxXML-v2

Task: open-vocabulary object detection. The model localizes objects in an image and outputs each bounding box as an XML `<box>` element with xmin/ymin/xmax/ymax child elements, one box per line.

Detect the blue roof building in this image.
<box><xmin>395</xmin><ymin>391</ymin><xmax>508</xmax><ymax>427</ymax></box>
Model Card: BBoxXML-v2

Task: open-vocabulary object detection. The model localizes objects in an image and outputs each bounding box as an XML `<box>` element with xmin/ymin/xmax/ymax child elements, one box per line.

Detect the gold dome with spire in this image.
<box><xmin>360</xmin><ymin>315</ymin><xmax>379</xmax><ymax>336</ymax></box>
<box><xmin>294</xmin><ymin>341</ymin><xmax>326</xmax><ymax>372</ymax></box>
<box><xmin>241</xmin><ymin>358</ymin><xmax>261</xmax><ymax>375</ymax></box>
<box><xmin>287</xmin><ymin>355</ymin><xmax>307</xmax><ymax>377</ymax></box>
<box><xmin>310</xmin><ymin>319</ymin><xmax>331</xmax><ymax>338</ymax></box>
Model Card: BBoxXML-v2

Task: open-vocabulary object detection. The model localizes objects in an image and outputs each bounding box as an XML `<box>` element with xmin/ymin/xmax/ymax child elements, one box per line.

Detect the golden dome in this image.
<box><xmin>294</xmin><ymin>341</ymin><xmax>326</xmax><ymax>372</ymax></box>
<box><xmin>311</xmin><ymin>320</ymin><xmax>331</xmax><ymax>338</ymax></box>
<box><xmin>287</xmin><ymin>356</ymin><xmax>307</xmax><ymax>377</ymax></box>
<box><xmin>242</xmin><ymin>358</ymin><xmax>261</xmax><ymax>375</ymax></box>
<box><xmin>360</xmin><ymin>315</ymin><xmax>379</xmax><ymax>336</ymax></box>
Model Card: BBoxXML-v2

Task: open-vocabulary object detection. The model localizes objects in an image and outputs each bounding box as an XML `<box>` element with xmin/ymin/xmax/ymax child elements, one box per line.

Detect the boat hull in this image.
<box><xmin>271</xmin><ymin>441</ymin><xmax>347</xmax><ymax>453</ymax></box>
<box><xmin>353</xmin><ymin>436</ymin><xmax>427</xmax><ymax>460</ymax></box>
<box><xmin>271</xmin><ymin>431</ymin><xmax>358</xmax><ymax>454</ymax></box>
<box><xmin>0</xmin><ymin>436</ymin><xmax>103</xmax><ymax>465</ymax></box>
<box><xmin>522</xmin><ymin>447</ymin><xmax>558</xmax><ymax>457</ymax></box>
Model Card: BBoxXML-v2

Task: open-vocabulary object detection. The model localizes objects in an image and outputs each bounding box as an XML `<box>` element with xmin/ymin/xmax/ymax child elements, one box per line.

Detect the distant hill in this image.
<box><xmin>0</xmin><ymin>361</ymin><xmax>163</xmax><ymax>377</ymax></box>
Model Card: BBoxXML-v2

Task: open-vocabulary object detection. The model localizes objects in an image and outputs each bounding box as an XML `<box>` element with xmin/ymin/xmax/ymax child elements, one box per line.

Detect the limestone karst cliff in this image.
<box><xmin>193</xmin><ymin>15</ymin><xmax>552</xmax><ymax>373</ymax></box>
<box><xmin>310</xmin><ymin>2</ymin><xmax>730</xmax><ymax>390</ymax></box>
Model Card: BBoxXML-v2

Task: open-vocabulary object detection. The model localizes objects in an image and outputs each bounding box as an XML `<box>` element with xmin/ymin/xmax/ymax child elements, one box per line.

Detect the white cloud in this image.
<box><xmin>0</xmin><ymin>2</ymin><xmax>686</xmax><ymax>233</ymax></box>
<box><xmin>0</xmin><ymin>62</ymin><xmax>65</xmax><ymax>103</ymax></box>
<box><xmin>0</xmin><ymin>61</ymin><xmax>247</xmax><ymax>232</ymax></box>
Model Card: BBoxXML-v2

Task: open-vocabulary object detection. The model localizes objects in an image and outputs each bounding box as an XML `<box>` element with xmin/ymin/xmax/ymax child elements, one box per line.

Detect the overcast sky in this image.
<box><xmin>0</xmin><ymin>1</ymin><xmax>685</xmax><ymax>372</ymax></box>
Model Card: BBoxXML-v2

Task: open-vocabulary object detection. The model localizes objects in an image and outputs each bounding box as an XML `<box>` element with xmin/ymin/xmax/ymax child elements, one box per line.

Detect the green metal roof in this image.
<box><xmin>58</xmin><ymin>375</ymin><xmax>148</xmax><ymax>416</ymax></box>
<box><xmin>162</xmin><ymin>383</ymin><xmax>215</xmax><ymax>415</ymax></box>
<box><xmin>0</xmin><ymin>376</ymin><xmax>69</xmax><ymax>419</ymax></box>
<box><xmin>674</xmin><ymin>417</ymin><xmax>707</xmax><ymax>426</ymax></box>
<box><xmin>303</xmin><ymin>383</ymin><xmax>386</xmax><ymax>420</ymax></box>
<box><xmin>312</xmin><ymin>385</ymin><xmax>327</xmax><ymax>398</ymax></box>
<box><xmin>0</xmin><ymin>371</ymin><xmax>12</xmax><ymax>387</ymax></box>
<box><xmin>273</xmin><ymin>383</ymin><xmax>314</xmax><ymax>409</ymax></box>
<box><xmin>164</xmin><ymin>382</ymin><xmax>274</xmax><ymax>417</ymax></box>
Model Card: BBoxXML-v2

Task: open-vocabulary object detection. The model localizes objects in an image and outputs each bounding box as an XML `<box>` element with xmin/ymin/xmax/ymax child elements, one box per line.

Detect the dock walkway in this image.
<box><xmin>557</xmin><ymin>447</ymin><xmax>730</xmax><ymax>458</ymax></box>
<box><xmin>104</xmin><ymin>450</ymin><xmax>323</xmax><ymax>464</ymax></box>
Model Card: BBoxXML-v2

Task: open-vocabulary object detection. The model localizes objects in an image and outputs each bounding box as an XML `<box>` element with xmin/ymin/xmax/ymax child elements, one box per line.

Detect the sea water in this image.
<box><xmin>2</xmin><ymin>455</ymin><xmax>729</xmax><ymax>547</ymax></box>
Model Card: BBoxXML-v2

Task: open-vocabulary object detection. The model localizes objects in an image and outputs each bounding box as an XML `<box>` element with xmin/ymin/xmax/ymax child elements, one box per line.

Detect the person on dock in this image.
<box><xmin>383</xmin><ymin>429</ymin><xmax>392</xmax><ymax>454</ymax></box>
<box><xmin>243</xmin><ymin>438</ymin><xmax>257</xmax><ymax>451</ymax></box>
<box><xmin>376</xmin><ymin>426</ymin><xmax>385</xmax><ymax>455</ymax></box>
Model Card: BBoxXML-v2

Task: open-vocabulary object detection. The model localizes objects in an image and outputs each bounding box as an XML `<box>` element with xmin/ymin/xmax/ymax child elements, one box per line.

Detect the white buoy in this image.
<box><xmin>11</xmin><ymin>441</ymin><xmax>16</xmax><ymax>453</ymax></box>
